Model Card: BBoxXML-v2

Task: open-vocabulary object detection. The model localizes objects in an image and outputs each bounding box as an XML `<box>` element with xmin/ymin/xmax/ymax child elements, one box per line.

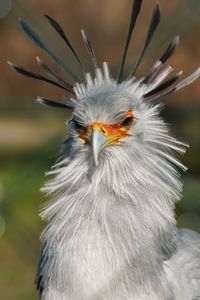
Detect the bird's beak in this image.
<box><xmin>92</xmin><ymin>128</ymin><xmax>111</xmax><ymax>166</ymax></box>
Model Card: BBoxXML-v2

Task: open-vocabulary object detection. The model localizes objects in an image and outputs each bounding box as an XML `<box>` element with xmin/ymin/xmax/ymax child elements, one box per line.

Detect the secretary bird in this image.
<box><xmin>9</xmin><ymin>0</ymin><xmax>200</xmax><ymax>299</ymax></box>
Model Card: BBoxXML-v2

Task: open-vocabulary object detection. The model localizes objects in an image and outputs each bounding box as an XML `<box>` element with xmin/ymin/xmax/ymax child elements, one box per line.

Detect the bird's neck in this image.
<box><xmin>41</xmin><ymin>148</ymin><xmax>181</xmax><ymax>291</ymax></box>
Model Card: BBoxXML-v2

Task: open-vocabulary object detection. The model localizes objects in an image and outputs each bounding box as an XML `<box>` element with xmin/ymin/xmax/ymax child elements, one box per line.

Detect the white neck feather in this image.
<box><xmin>40</xmin><ymin>110</ymin><xmax>187</xmax><ymax>297</ymax></box>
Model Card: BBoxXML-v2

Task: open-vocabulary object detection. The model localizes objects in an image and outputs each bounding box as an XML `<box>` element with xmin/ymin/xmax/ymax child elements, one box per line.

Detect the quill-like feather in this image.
<box><xmin>36</xmin><ymin>57</ymin><xmax>74</xmax><ymax>93</ymax></box>
<box><xmin>130</xmin><ymin>1</ymin><xmax>161</xmax><ymax>77</ymax></box>
<box><xmin>147</xmin><ymin>68</ymin><xmax>200</xmax><ymax>102</ymax></box>
<box><xmin>19</xmin><ymin>18</ymin><xmax>80</xmax><ymax>82</ymax></box>
<box><xmin>142</xmin><ymin>36</ymin><xmax>179</xmax><ymax>84</ymax></box>
<box><xmin>144</xmin><ymin>71</ymin><xmax>182</xmax><ymax>98</ymax></box>
<box><xmin>44</xmin><ymin>14</ymin><xmax>84</xmax><ymax>72</ymax></box>
<box><xmin>36</xmin><ymin>96</ymin><xmax>75</xmax><ymax>109</ymax></box>
<box><xmin>142</xmin><ymin>61</ymin><xmax>162</xmax><ymax>84</ymax></box>
<box><xmin>160</xmin><ymin>36</ymin><xmax>180</xmax><ymax>64</ymax></box>
<box><xmin>118</xmin><ymin>0</ymin><xmax>143</xmax><ymax>83</ymax></box>
<box><xmin>81</xmin><ymin>29</ymin><xmax>98</xmax><ymax>70</ymax></box>
<box><xmin>8</xmin><ymin>61</ymin><xmax>74</xmax><ymax>93</ymax></box>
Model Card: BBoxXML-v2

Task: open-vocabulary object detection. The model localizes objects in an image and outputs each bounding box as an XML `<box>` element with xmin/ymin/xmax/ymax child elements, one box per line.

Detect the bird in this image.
<box><xmin>8</xmin><ymin>0</ymin><xmax>200</xmax><ymax>299</ymax></box>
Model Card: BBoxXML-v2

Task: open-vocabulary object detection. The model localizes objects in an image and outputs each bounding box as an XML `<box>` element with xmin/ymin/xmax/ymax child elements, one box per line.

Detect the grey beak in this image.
<box><xmin>92</xmin><ymin>128</ymin><xmax>110</xmax><ymax>166</ymax></box>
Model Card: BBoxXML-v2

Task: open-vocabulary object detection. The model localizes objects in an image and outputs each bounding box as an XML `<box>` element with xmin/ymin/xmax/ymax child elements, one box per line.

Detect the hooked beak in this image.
<box><xmin>92</xmin><ymin>128</ymin><xmax>111</xmax><ymax>166</ymax></box>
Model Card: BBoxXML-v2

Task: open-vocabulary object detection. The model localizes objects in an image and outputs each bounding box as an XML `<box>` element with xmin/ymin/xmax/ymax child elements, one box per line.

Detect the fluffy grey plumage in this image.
<box><xmin>9</xmin><ymin>1</ymin><xmax>200</xmax><ymax>299</ymax></box>
<box><xmin>36</xmin><ymin>65</ymin><xmax>200</xmax><ymax>300</ymax></box>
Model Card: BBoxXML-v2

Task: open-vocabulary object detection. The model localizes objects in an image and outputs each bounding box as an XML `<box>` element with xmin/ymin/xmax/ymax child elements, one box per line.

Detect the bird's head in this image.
<box><xmin>70</xmin><ymin>76</ymin><xmax>142</xmax><ymax>167</ymax></box>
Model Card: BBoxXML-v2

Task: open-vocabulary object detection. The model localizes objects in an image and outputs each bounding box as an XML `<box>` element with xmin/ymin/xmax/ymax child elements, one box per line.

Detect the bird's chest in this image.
<box><xmin>57</xmin><ymin>214</ymin><xmax>138</xmax><ymax>299</ymax></box>
<box><xmin>66</xmin><ymin>220</ymin><xmax>123</xmax><ymax>292</ymax></box>
<box><xmin>58</xmin><ymin>220</ymin><xmax>170</xmax><ymax>300</ymax></box>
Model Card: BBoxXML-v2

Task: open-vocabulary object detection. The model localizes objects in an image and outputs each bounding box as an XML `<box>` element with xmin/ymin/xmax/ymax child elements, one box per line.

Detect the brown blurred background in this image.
<box><xmin>0</xmin><ymin>0</ymin><xmax>200</xmax><ymax>299</ymax></box>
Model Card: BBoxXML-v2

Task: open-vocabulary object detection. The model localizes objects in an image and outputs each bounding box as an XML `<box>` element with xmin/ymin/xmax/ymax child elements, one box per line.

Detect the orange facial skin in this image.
<box><xmin>77</xmin><ymin>111</ymin><xmax>136</xmax><ymax>144</ymax></box>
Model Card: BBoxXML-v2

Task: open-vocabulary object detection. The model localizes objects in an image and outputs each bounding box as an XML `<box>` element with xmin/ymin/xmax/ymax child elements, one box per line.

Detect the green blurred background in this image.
<box><xmin>0</xmin><ymin>0</ymin><xmax>200</xmax><ymax>299</ymax></box>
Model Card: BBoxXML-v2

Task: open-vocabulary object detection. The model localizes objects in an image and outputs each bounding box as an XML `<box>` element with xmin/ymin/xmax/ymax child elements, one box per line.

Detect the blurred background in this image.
<box><xmin>0</xmin><ymin>0</ymin><xmax>200</xmax><ymax>299</ymax></box>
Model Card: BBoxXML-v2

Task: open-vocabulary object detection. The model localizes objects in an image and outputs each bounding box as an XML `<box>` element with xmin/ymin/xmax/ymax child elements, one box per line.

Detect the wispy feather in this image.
<box><xmin>44</xmin><ymin>14</ymin><xmax>84</xmax><ymax>73</ymax></box>
<box><xmin>118</xmin><ymin>0</ymin><xmax>143</xmax><ymax>83</ymax></box>
<box><xmin>130</xmin><ymin>1</ymin><xmax>161</xmax><ymax>77</ymax></box>
<box><xmin>19</xmin><ymin>18</ymin><xmax>80</xmax><ymax>82</ymax></box>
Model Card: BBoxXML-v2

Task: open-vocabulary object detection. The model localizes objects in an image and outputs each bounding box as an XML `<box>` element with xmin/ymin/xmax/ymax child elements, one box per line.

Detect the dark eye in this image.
<box><xmin>120</xmin><ymin>116</ymin><xmax>134</xmax><ymax>127</ymax></box>
<box><xmin>73</xmin><ymin>119</ymin><xmax>88</xmax><ymax>133</ymax></box>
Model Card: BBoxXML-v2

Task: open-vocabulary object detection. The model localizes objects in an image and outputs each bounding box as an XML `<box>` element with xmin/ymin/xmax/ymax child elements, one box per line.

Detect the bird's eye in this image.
<box><xmin>120</xmin><ymin>116</ymin><xmax>134</xmax><ymax>127</ymax></box>
<box><xmin>73</xmin><ymin>120</ymin><xmax>88</xmax><ymax>134</ymax></box>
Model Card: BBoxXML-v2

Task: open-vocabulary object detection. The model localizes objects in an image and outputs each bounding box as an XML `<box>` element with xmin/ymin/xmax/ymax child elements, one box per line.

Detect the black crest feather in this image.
<box><xmin>160</xmin><ymin>36</ymin><xmax>180</xmax><ymax>64</ymax></box>
<box><xmin>142</xmin><ymin>36</ymin><xmax>179</xmax><ymax>84</ymax></box>
<box><xmin>147</xmin><ymin>68</ymin><xmax>200</xmax><ymax>102</ymax></box>
<box><xmin>130</xmin><ymin>1</ymin><xmax>161</xmax><ymax>77</ymax></box>
<box><xmin>9</xmin><ymin>4</ymin><xmax>200</xmax><ymax>111</ymax></box>
<box><xmin>118</xmin><ymin>0</ymin><xmax>143</xmax><ymax>83</ymax></box>
<box><xmin>36</xmin><ymin>57</ymin><xmax>74</xmax><ymax>93</ymax></box>
<box><xmin>8</xmin><ymin>61</ymin><xmax>73</xmax><ymax>93</ymax></box>
<box><xmin>19</xmin><ymin>18</ymin><xmax>80</xmax><ymax>82</ymax></box>
<box><xmin>144</xmin><ymin>71</ymin><xmax>183</xmax><ymax>98</ymax></box>
<box><xmin>81</xmin><ymin>29</ymin><xmax>98</xmax><ymax>70</ymax></box>
<box><xmin>142</xmin><ymin>61</ymin><xmax>162</xmax><ymax>84</ymax></box>
<box><xmin>44</xmin><ymin>14</ymin><xmax>84</xmax><ymax>72</ymax></box>
<box><xmin>36</xmin><ymin>96</ymin><xmax>75</xmax><ymax>109</ymax></box>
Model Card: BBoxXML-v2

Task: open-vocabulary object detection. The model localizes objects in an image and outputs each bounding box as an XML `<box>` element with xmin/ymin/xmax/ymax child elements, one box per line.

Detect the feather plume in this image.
<box><xmin>44</xmin><ymin>14</ymin><xmax>84</xmax><ymax>73</ymax></box>
<box><xmin>36</xmin><ymin>57</ymin><xmax>74</xmax><ymax>93</ymax></box>
<box><xmin>36</xmin><ymin>96</ymin><xmax>75</xmax><ymax>109</ymax></box>
<box><xmin>130</xmin><ymin>1</ymin><xmax>161</xmax><ymax>77</ymax></box>
<box><xmin>118</xmin><ymin>0</ymin><xmax>143</xmax><ymax>83</ymax></box>
<box><xmin>142</xmin><ymin>36</ymin><xmax>179</xmax><ymax>84</ymax></box>
<box><xmin>8</xmin><ymin>61</ymin><xmax>73</xmax><ymax>93</ymax></box>
<box><xmin>81</xmin><ymin>29</ymin><xmax>98</xmax><ymax>70</ymax></box>
<box><xmin>19</xmin><ymin>18</ymin><xmax>80</xmax><ymax>82</ymax></box>
<box><xmin>160</xmin><ymin>36</ymin><xmax>180</xmax><ymax>64</ymax></box>
<box><xmin>144</xmin><ymin>71</ymin><xmax>183</xmax><ymax>98</ymax></box>
<box><xmin>147</xmin><ymin>67</ymin><xmax>200</xmax><ymax>102</ymax></box>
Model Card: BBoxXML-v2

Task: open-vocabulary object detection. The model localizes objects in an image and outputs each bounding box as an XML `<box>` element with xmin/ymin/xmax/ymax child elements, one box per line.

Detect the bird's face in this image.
<box><xmin>70</xmin><ymin>86</ymin><xmax>142</xmax><ymax>166</ymax></box>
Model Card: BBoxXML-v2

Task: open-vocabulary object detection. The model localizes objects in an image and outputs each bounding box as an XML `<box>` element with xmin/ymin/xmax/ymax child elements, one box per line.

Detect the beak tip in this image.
<box><xmin>94</xmin><ymin>156</ymin><xmax>99</xmax><ymax>166</ymax></box>
<box><xmin>95</xmin><ymin>162</ymin><xmax>99</xmax><ymax>167</ymax></box>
